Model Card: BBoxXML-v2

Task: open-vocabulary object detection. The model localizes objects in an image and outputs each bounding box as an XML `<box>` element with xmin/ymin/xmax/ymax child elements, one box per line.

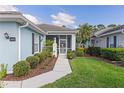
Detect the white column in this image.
<box><xmin>53</xmin><ymin>37</ymin><xmax>57</xmax><ymax>57</ymax></box>
<box><xmin>42</xmin><ymin>35</ymin><xmax>46</xmax><ymax>51</ymax></box>
<box><xmin>66</xmin><ymin>35</ymin><xmax>67</xmax><ymax>54</ymax></box>
<box><xmin>71</xmin><ymin>34</ymin><xmax>76</xmax><ymax>51</ymax></box>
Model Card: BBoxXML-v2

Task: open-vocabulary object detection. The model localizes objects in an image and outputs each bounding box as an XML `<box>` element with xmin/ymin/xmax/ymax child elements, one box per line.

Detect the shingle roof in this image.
<box><xmin>100</xmin><ymin>25</ymin><xmax>124</xmax><ymax>35</ymax></box>
<box><xmin>95</xmin><ymin>25</ymin><xmax>124</xmax><ymax>36</ymax></box>
<box><xmin>37</xmin><ymin>24</ymin><xmax>76</xmax><ymax>32</ymax></box>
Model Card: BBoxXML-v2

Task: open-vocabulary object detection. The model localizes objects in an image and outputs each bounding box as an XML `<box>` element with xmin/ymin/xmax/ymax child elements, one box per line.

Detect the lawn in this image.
<box><xmin>42</xmin><ymin>57</ymin><xmax>124</xmax><ymax>88</ymax></box>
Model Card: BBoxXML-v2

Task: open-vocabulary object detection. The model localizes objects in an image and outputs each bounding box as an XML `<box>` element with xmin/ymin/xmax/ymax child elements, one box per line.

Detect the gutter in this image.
<box><xmin>18</xmin><ymin>22</ymin><xmax>29</xmax><ymax>61</ymax></box>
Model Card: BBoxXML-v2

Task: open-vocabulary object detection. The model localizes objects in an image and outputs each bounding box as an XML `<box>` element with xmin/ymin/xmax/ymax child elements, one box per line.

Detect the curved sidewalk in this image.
<box><xmin>4</xmin><ymin>55</ymin><xmax>72</xmax><ymax>88</ymax></box>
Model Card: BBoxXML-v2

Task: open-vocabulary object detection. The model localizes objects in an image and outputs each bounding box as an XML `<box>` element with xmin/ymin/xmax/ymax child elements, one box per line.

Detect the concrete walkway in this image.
<box><xmin>3</xmin><ymin>55</ymin><xmax>72</xmax><ymax>88</ymax></box>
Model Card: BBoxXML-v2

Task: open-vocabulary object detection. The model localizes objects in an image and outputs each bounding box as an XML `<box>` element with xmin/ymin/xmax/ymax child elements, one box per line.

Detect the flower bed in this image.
<box><xmin>2</xmin><ymin>56</ymin><xmax>57</xmax><ymax>81</ymax></box>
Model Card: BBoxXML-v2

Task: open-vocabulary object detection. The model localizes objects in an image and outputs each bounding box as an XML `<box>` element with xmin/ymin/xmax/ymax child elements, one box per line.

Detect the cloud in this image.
<box><xmin>0</xmin><ymin>5</ymin><xmax>41</xmax><ymax>24</ymax></box>
<box><xmin>51</xmin><ymin>12</ymin><xmax>76</xmax><ymax>26</ymax></box>
<box><xmin>23</xmin><ymin>14</ymin><xmax>42</xmax><ymax>24</ymax></box>
<box><xmin>0</xmin><ymin>5</ymin><xmax>18</xmax><ymax>11</ymax></box>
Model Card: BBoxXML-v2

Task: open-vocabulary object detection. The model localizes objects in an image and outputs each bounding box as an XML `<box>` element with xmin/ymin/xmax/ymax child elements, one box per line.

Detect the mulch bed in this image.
<box><xmin>2</xmin><ymin>57</ymin><xmax>58</xmax><ymax>81</ymax></box>
<box><xmin>84</xmin><ymin>55</ymin><xmax>124</xmax><ymax>67</ymax></box>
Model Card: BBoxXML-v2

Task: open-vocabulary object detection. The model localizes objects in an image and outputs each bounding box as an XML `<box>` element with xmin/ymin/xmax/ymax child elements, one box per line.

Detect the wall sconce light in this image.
<box><xmin>4</xmin><ymin>32</ymin><xmax>9</xmax><ymax>39</ymax></box>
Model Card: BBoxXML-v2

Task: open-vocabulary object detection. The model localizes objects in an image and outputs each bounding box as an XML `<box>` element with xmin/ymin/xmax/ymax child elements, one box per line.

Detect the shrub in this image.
<box><xmin>13</xmin><ymin>61</ymin><xmax>30</xmax><ymax>77</ymax></box>
<box><xmin>34</xmin><ymin>53</ymin><xmax>44</xmax><ymax>63</ymax></box>
<box><xmin>86</xmin><ymin>47</ymin><xmax>101</xmax><ymax>56</ymax></box>
<box><xmin>42</xmin><ymin>49</ymin><xmax>52</xmax><ymax>58</ymax></box>
<box><xmin>101</xmin><ymin>48</ymin><xmax>124</xmax><ymax>61</ymax></box>
<box><xmin>46</xmin><ymin>40</ymin><xmax>54</xmax><ymax>46</ymax></box>
<box><xmin>26</xmin><ymin>56</ymin><xmax>39</xmax><ymax>69</ymax></box>
<box><xmin>0</xmin><ymin>64</ymin><xmax>7</xmax><ymax>79</ymax></box>
<box><xmin>67</xmin><ymin>50</ymin><xmax>76</xmax><ymax>59</ymax></box>
<box><xmin>76</xmin><ymin>48</ymin><xmax>85</xmax><ymax>56</ymax></box>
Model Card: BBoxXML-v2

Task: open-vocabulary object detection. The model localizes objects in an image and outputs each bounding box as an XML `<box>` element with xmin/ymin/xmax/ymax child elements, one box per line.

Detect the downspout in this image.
<box><xmin>18</xmin><ymin>22</ymin><xmax>29</xmax><ymax>61</ymax></box>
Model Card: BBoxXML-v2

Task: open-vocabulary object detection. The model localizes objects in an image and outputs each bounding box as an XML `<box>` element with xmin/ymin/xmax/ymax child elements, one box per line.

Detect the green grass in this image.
<box><xmin>42</xmin><ymin>57</ymin><xmax>124</xmax><ymax>88</ymax></box>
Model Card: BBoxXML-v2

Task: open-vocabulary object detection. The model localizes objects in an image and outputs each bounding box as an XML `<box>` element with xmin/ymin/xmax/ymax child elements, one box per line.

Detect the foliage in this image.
<box><xmin>67</xmin><ymin>50</ymin><xmax>76</xmax><ymax>59</ymax></box>
<box><xmin>34</xmin><ymin>50</ymin><xmax>52</xmax><ymax>64</ymax></box>
<box><xmin>46</xmin><ymin>40</ymin><xmax>54</xmax><ymax>46</ymax></box>
<box><xmin>13</xmin><ymin>61</ymin><xmax>30</xmax><ymax>77</ymax></box>
<box><xmin>107</xmin><ymin>24</ymin><xmax>117</xmax><ymax>28</ymax></box>
<box><xmin>77</xmin><ymin>23</ymin><xmax>93</xmax><ymax>46</ymax></box>
<box><xmin>0</xmin><ymin>64</ymin><xmax>7</xmax><ymax>80</ymax></box>
<box><xmin>43</xmin><ymin>57</ymin><xmax>124</xmax><ymax>88</ymax></box>
<box><xmin>76</xmin><ymin>48</ymin><xmax>85</xmax><ymax>56</ymax></box>
<box><xmin>34</xmin><ymin>53</ymin><xmax>41</xmax><ymax>61</ymax></box>
<box><xmin>96</xmin><ymin>24</ymin><xmax>105</xmax><ymax>30</ymax></box>
<box><xmin>79</xmin><ymin>23</ymin><xmax>93</xmax><ymax>43</ymax></box>
<box><xmin>26</xmin><ymin>56</ymin><xmax>40</xmax><ymax>69</ymax></box>
<box><xmin>101</xmin><ymin>48</ymin><xmax>124</xmax><ymax>61</ymax></box>
<box><xmin>86</xmin><ymin>47</ymin><xmax>101</xmax><ymax>56</ymax></box>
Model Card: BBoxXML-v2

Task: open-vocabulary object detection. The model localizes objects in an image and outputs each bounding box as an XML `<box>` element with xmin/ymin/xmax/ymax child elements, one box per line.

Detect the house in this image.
<box><xmin>38</xmin><ymin>24</ymin><xmax>77</xmax><ymax>55</ymax></box>
<box><xmin>91</xmin><ymin>25</ymin><xmax>124</xmax><ymax>48</ymax></box>
<box><xmin>0</xmin><ymin>11</ymin><xmax>77</xmax><ymax>72</ymax></box>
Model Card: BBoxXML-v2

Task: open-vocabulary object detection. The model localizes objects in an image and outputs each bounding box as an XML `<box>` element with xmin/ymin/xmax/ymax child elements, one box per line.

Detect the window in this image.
<box><xmin>39</xmin><ymin>36</ymin><xmax>41</xmax><ymax>52</ymax></box>
<box><xmin>113</xmin><ymin>36</ymin><xmax>117</xmax><ymax>48</ymax></box>
<box><xmin>32</xmin><ymin>33</ymin><xmax>39</xmax><ymax>54</ymax></box>
<box><xmin>107</xmin><ymin>37</ymin><xmax>109</xmax><ymax>48</ymax></box>
<box><xmin>34</xmin><ymin>34</ymin><xmax>39</xmax><ymax>53</ymax></box>
<box><xmin>32</xmin><ymin>33</ymin><xmax>34</xmax><ymax>54</ymax></box>
<box><xmin>96</xmin><ymin>40</ymin><xmax>98</xmax><ymax>43</ymax></box>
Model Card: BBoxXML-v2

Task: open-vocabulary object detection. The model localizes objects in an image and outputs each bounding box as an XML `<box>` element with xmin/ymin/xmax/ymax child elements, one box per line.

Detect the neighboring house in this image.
<box><xmin>0</xmin><ymin>11</ymin><xmax>77</xmax><ymax>72</ymax></box>
<box><xmin>91</xmin><ymin>25</ymin><xmax>124</xmax><ymax>48</ymax></box>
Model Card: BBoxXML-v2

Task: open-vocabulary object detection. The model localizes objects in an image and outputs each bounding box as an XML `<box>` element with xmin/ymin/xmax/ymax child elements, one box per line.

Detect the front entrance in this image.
<box><xmin>59</xmin><ymin>39</ymin><xmax>67</xmax><ymax>55</ymax></box>
<box><xmin>46</xmin><ymin>35</ymin><xmax>73</xmax><ymax>55</ymax></box>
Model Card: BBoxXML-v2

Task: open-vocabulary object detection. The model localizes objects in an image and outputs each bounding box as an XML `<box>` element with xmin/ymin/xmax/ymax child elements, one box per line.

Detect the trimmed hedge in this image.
<box><xmin>13</xmin><ymin>61</ymin><xmax>30</xmax><ymax>77</ymax></box>
<box><xmin>101</xmin><ymin>48</ymin><xmax>124</xmax><ymax>61</ymax></box>
<box><xmin>26</xmin><ymin>56</ymin><xmax>40</xmax><ymax>69</ymax></box>
<box><xmin>76</xmin><ymin>48</ymin><xmax>85</xmax><ymax>56</ymax></box>
<box><xmin>86</xmin><ymin>47</ymin><xmax>101</xmax><ymax>56</ymax></box>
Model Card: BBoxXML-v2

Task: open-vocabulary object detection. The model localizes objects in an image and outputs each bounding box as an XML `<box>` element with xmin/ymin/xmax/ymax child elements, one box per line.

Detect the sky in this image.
<box><xmin>1</xmin><ymin>5</ymin><xmax>124</xmax><ymax>28</ymax></box>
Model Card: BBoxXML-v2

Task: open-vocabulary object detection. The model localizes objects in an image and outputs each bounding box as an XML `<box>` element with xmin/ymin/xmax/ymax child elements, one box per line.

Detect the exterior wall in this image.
<box><xmin>21</xmin><ymin>27</ymin><xmax>44</xmax><ymax>60</ymax></box>
<box><xmin>94</xmin><ymin>32</ymin><xmax>124</xmax><ymax>48</ymax></box>
<box><xmin>0</xmin><ymin>22</ymin><xmax>18</xmax><ymax>71</ymax></box>
<box><xmin>0</xmin><ymin>22</ymin><xmax>45</xmax><ymax>72</ymax></box>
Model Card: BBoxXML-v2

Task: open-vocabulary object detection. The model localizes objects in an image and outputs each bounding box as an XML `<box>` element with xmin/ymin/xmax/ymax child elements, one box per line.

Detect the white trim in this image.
<box><xmin>59</xmin><ymin>35</ymin><xmax>60</xmax><ymax>54</ymax></box>
<box><xmin>66</xmin><ymin>35</ymin><xmax>67</xmax><ymax>54</ymax></box>
<box><xmin>71</xmin><ymin>34</ymin><xmax>76</xmax><ymax>51</ymax></box>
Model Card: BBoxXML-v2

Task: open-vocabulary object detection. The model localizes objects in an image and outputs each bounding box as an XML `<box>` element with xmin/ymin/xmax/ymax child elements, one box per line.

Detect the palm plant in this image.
<box><xmin>77</xmin><ymin>23</ymin><xmax>93</xmax><ymax>47</ymax></box>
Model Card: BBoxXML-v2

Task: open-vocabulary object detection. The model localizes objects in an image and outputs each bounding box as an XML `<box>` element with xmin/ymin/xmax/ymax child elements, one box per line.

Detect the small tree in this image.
<box><xmin>77</xmin><ymin>23</ymin><xmax>93</xmax><ymax>47</ymax></box>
